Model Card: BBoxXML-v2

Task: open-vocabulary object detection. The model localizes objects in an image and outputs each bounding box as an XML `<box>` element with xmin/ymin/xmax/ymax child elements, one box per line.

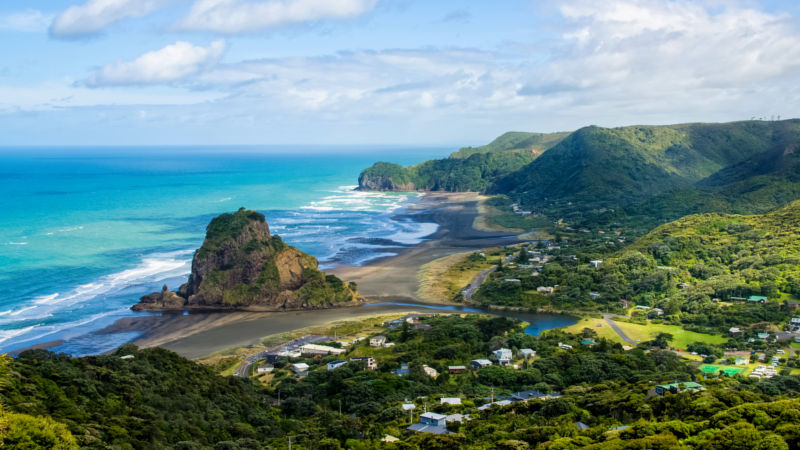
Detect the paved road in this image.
<box><xmin>603</xmin><ymin>314</ymin><xmax>635</xmax><ymax>345</ymax></box>
<box><xmin>462</xmin><ymin>253</ymin><xmax>517</xmax><ymax>301</ymax></box>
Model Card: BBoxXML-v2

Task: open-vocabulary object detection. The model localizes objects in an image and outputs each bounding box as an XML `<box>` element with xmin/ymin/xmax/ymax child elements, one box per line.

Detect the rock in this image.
<box><xmin>133</xmin><ymin>208</ymin><xmax>362</xmax><ymax>311</ymax></box>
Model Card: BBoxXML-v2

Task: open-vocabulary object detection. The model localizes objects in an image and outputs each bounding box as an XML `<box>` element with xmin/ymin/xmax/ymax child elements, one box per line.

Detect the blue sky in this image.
<box><xmin>0</xmin><ymin>0</ymin><xmax>798</xmax><ymax>146</ymax></box>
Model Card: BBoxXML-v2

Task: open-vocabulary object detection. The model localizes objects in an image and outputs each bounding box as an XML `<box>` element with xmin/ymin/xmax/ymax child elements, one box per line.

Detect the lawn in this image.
<box><xmin>611</xmin><ymin>320</ymin><xmax>727</xmax><ymax>349</ymax></box>
<box><xmin>563</xmin><ymin>317</ymin><xmax>626</xmax><ymax>343</ymax></box>
<box><xmin>698</xmin><ymin>364</ymin><xmax>747</xmax><ymax>377</ymax></box>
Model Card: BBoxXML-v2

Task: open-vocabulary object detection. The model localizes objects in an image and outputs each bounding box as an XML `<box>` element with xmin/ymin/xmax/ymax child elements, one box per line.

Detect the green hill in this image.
<box><xmin>449</xmin><ymin>131</ymin><xmax>569</xmax><ymax>159</ymax></box>
<box><xmin>494</xmin><ymin>120</ymin><xmax>800</xmax><ymax>212</ymax></box>
<box><xmin>357</xmin><ymin>131</ymin><xmax>568</xmax><ymax>192</ymax></box>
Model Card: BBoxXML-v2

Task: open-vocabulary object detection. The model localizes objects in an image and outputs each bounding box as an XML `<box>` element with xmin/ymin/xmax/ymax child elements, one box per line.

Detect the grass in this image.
<box><xmin>562</xmin><ymin>317</ymin><xmax>627</xmax><ymax>343</ymax></box>
<box><xmin>611</xmin><ymin>320</ymin><xmax>727</xmax><ymax>349</ymax></box>
<box><xmin>417</xmin><ymin>249</ymin><xmax>501</xmax><ymax>303</ymax></box>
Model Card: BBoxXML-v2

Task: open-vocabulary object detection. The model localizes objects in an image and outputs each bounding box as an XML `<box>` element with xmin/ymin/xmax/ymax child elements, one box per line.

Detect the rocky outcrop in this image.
<box><xmin>357</xmin><ymin>173</ymin><xmax>415</xmax><ymax>191</ymax></box>
<box><xmin>133</xmin><ymin>208</ymin><xmax>361</xmax><ymax>311</ymax></box>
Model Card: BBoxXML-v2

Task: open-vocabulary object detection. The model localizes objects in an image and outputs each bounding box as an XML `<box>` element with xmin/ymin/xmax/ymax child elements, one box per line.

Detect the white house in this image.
<box><xmin>537</xmin><ymin>286</ymin><xmax>555</xmax><ymax>294</ymax></box>
<box><xmin>471</xmin><ymin>359</ymin><xmax>493</xmax><ymax>369</ymax></box>
<box><xmin>327</xmin><ymin>360</ymin><xmax>348</xmax><ymax>371</ymax></box>
<box><xmin>350</xmin><ymin>356</ymin><xmax>378</xmax><ymax>370</ymax></box>
<box><xmin>256</xmin><ymin>365</ymin><xmax>274</xmax><ymax>374</ymax></box>
<box><xmin>493</xmin><ymin>348</ymin><xmax>513</xmax><ymax>365</ymax></box>
<box><xmin>290</xmin><ymin>363</ymin><xmax>309</xmax><ymax>374</ymax></box>
<box><xmin>300</xmin><ymin>344</ymin><xmax>346</xmax><ymax>356</ymax></box>
<box><xmin>558</xmin><ymin>342</ymin><xmax>573</xmax><ymax>350</ymax></box>
<box><xmin>520</xmin><ymin>349</ymin><xmax>536</xmax><ymax>359</ymax></box>
<box><xmin>440</xmin><ymin>397</ymin><xmax>462</xmax><ymax>406</ymax></box>
<box><xmin>370</xmin><ymin>335</ymin><xmax>387</xmax><ymax>347</ymax></box>
<box><xmin>590</xmin><ymin>260</ymin><xmax>603</xmax><ymax>268</ymax></box>
<box><xmin>422</xmin><ymin>365</ymin><xmax>439</xmax><ymax>378</ymax></box>
<box><xmin>401</xmin><ymin>403</ymin><xmax>416</xmax><ymax>411</ymax></box>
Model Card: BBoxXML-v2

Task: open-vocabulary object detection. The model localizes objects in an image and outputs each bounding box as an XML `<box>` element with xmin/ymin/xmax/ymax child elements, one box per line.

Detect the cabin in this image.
<box><xmin>440</xmin><ymin>397</ymin><xmax>462</xmax><ymax>406</ymax></box>
<box><xmin>590</xmin><ymin>260</ymin><xmax>603</xmax><ymax>269</ymax></box>
<box><xmin>401</xmin><ymin>403</ymin><xmax>416</xmax><ymax>411</ymax></box>
<box><xmin>729</xmin><ymin>327</ymin><xmax>743</xmax><ymax>335</ymax></box>
<box><xmin>537</xmin><ymin>286</ymin><xmax>555</xmax><ymax>294</ymax></box>
<box><xmin>651</xmin><ymin>308</ymin><xmax>664</xmax><ymax>316</ymax></box>
<box><xmin>520</xmin><ymin>348</ymin><xmax>536</xmax><ymax>359</ymax></box>
<box><xmin>655</xmin><ymin>382</ymin><xmax>705</xmax><ymax>396</ymax></box>
<box><xmin>493</xmin><ymin>348</ymin><xmax>513</xmax><ymax>365</ymax></box>
<box><xmin>327</xmin><ymin>360</ymin><xmax>348</xmax><ymax>371</ymax></box>
<box><xmin>370</xmin><ymin>335</ymin><xmax>387</xmax><ymax>347</ymax></box>
<box><xmin>558</xmin><ymin>342</ymin><xmax>573</xmax><ymax>350</ymax></box>
<box><xmin>735</xmin><ymin>357</ymin><xmax>748</xmax><ymax>366</ymax></box>
<box><xmin>448</xmin><ymin>365</ymin><xmax>467</xmax><ymax>374</ymax></box>
<box><xmin>407</xmin><ymin>412</ymin><xmax>449</xmax><ymax>434</ymax></box>
<box><xmin>300</xmin><ymin>344</ymin><xmax>346</xmax><ymax>356</ymax></box>
<box><xmin>471</xmin><ymin>359</ymin><xmax>493</xmax><ymax>369</ymax></box>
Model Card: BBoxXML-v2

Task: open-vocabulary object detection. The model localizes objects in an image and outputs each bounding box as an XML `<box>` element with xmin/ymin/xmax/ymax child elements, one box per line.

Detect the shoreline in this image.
<box><xmin>31</xmin><ymin>192</ymin><xmax>526</xmax><ymax>359</ymax></box>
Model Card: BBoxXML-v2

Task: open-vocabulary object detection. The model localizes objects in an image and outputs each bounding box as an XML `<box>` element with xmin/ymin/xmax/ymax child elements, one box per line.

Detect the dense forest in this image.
<box><xmin>4</xmin><ymin>315</ymin><xmax>800</xmax><ymax>448</ymax></box>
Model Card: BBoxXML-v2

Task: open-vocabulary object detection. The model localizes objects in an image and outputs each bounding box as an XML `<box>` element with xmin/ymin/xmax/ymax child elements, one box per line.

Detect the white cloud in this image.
<box><xmin>176</xmin><ymin>0</ymin><xmax>378</xmax><ymax>33</ymax></box>
<box><xmin>50</xmin><ymin>0</ymin><xmax>168</xmax><ymax>38</ymax></box>
<box><xmin>87</xmin><ymin>40</ymin><xmax>227</xmax><ymax>86</ymax></box>
<box><xmin>0</xmin><ymin>9</ymin><xmax>53</xmax><ymax>32</ymax></box>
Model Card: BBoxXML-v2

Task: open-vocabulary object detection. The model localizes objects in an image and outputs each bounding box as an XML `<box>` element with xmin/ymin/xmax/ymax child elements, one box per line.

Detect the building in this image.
<box><xmin>422</xmin><ymin>365</ymin><xmax>439</xmax><ymax>378</ymax></box>
<box><xmin>256</xmin><ymin>364</ymin><xmax>274</xmax><ymax>374</ymax></box>
<box><xmin>394</xmin><ymin>363</ymin><xmax>410</xmax><ymax>376</ymax></box>
<box><xmin>590</xmin><ymin>260</ymin><xmax>603</xmax><ymax>268</ymax></box>
<box><xmin>651</xmin><ymin>308</ymin><xmax>664</xmax><ymax>316</ymax></box>
<box><xmin>401</xmin><ymin>403</ymin><xmax>416</xmax><ymax>411</ymax></box>
<box><xmin>350</xmin><ymin>356</ymin><xmax>378</xmax><ymax>370</ymax></box>
<box><xmin>505</xmin><ymin>278</ymin><xmax>521</xmax><ymax>283</ymax></box>
<box><xmin>407</xmin><ymin>412</ymin><xmax>449</xmax><ymax>434</ymax></box>
<box><xmin>471</xmin><ymin>359</ymin><xmax>492</xmax><ymax>369</ymax></box>
<box><xmin>290</xmin><ymin>363</ymin><xmax>309</xmax><ymax>374</ymax></box>
<box><xmin>477</xmin><ymin>400</ymin><xmax>512</xmax><ymax>410</ymax></box>
<box><xmin>654</xmin><ymin>382</ymin><xmax>705</xmax><ymax>396</ymax></box>
<box><xmin>327</xmin><ymin>360</ymin><xmax>348</xmax><ymax>371</ymax></box>
<box><xmin>448</xmin><ymin>365</ymin><xmax>467</xmax><ymax>374</ymax></box>
<box><xmin>748</xmin><ymin>296</ymin><xmax>768</xmax><ymax>304</ymax></box>
<box><xmin>558</xmin><ymin>342</ymin><xmax>573</xmax><ymax>350</ymax></box>
<box><xmin>619</xmin><ymin>299</ymin><xmax>629</xmax><ymax>308</ymax></box>
<box><xmin>580</xmin><ymin>338</ymin><xmax>596</xmax><ymax>346</ymax></box>
<box><xmin>493</xmin><ymin>348</ymin><xmax>513</xmax><ymax>365</ymax></box>
<box><xmin>537</xmin><ymin>286</ymin><xmax>555</xmax><ymax>294</ymax></box>
<box><xmin>300</xmin><ymin>344</ymin><xmax>346</xmax><ymax>356</ymax></box>
<box><xmin>729</xmin><ymin>327</ymin><xmax>743</xmax><ymax>335</ymax></box>
<box><xmin>735</xmin><ymin>357</ymin><xmax>748</xmax><ymax>366</ymax></box>
<box><xmin>370</xmin><ymin>335</ymin><xmax>387</xmax><ymax>347</ymax></box>
<box><xmin>414</xmin><ymin>324</ymin><xmax>431</xmax><ymax>331</ymax></box>
<box><xmin>678</xmin><ymin>282</ymin><xmax>691</xmax><ymax>289</ymax></box>
<box><xmin>757</xmin><ymin>332</ymin><xmax>770</xmax><ymax>341</ymax></box>
<box><xmin>520</xmin><ymin>349</ymin><xmax>536</xmax><ymax>359</ymax></box>
<box><xmin>440</xmin><ymin>397</ymin><xmax>462</xmax><ymax>406</ymax></box>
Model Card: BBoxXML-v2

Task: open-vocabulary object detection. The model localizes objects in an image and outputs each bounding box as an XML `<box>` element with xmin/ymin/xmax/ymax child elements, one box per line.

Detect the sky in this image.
<box><xmin>0</xmin><ymin>0</ymin><xmax>799</xmax><ymax>146</ymax></box>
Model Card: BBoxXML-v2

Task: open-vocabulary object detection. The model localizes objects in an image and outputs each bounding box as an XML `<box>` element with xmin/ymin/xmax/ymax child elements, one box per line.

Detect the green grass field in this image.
<box><xmin>611</xmin><ymin>320</ymin><xmax>727</xmax><ymax>349</ymax></box>
<box><xmin>563</xmin><ymin>317</ymin><xmax>627</xmax><ymax>343</ymax></box>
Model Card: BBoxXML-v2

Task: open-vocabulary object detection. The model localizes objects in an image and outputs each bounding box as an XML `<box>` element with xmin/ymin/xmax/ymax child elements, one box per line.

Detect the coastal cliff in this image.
<box><xmin>133</xmin><ymin>208</ymin><xmax>361</xmax><ymax>311</ymax></box>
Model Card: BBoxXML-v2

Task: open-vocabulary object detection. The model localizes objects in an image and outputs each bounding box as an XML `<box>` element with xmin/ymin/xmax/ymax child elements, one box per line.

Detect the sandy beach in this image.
<box><xmin>92</xmin><ymin>192</ymin><xmax>523</xmax><ymax>358</ymax></box>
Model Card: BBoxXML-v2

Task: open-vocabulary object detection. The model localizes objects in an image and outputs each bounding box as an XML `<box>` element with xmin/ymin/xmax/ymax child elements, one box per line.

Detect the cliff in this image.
<box><xmin>133</xmin><ymin>208</ymin><xmax>361</xmax><ymax>311</ymax></box>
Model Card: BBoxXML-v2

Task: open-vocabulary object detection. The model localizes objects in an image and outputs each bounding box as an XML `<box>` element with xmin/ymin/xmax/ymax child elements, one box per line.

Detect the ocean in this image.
<box><xmin>0</xmin><ymin>146</ymin><xmax>449</xmax><ymax>355</ymax></box>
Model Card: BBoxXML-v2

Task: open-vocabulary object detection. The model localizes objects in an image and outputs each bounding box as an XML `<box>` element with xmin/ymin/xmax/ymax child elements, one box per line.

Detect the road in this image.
<box><xmin>462</xmin><ymin>253</ymin><xmax>517</xmax><ymax>302</ymax></box>
<box><xmin>603</xmin><ymin>314</ymin><xmax>635</xmax><ymax>345</ymax></box>
<box><xmin>234</xmin><ymin>334</ymin><xmax>333</xmax><ymax>377</ymax></box>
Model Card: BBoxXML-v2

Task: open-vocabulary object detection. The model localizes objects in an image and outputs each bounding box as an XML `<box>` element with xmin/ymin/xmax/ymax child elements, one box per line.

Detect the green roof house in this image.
<box><xmin>748</xmin><ymin>296</ymin><xmax>768</xmax><ymax>304</ymax></box>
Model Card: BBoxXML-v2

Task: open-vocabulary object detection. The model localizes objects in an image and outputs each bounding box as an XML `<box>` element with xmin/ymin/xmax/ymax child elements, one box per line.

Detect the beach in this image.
<box><xmin>93</xmin><ymin>192</ymin><xmax>524</xmax><ymax>358</ymax></box>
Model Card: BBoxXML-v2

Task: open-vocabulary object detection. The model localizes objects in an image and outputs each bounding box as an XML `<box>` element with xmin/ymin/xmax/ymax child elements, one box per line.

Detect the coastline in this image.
<box><xmin>55</xmin><ymin>192</ymin><xmax>524</xmax><ymax>359</ymax></box>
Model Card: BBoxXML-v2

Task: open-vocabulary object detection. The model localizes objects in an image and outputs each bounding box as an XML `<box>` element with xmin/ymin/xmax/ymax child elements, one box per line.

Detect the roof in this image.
<box><xmin>472</xmin><ymin>359</ymin><xmax>492</xmax><ymax>365</ymax></box>
<box><xmin>401</xmin><ymin>403</ymin><xmax>416</xmax><ymax>411</ymax></box>
<box><xmin>576</xmin><ymin>421</ymin><xmax>590</xmax><ymax>430</ymax></box>
<box><xmin>748</xmin><ymin>296</ymin><xmax>768</xmax><ymax>301</ymax></box>
<box><xmin>407</xmin><ymin>423</ymin><xmax>450</xmax><ymax>434</ymax></box>
<box><xmin>448</xmin><ymin>365</ymin><xmax>467</xmax><ymax>369</ymax></box>
<box><xmin>421</xmin><ymin>412</ymin><xmax>446</xmax><ymax>420</ymax></box>
<box><xmin>440</xmin><ymin>397</ymin><xmax>462</xmax><ymax>405</ymax></box>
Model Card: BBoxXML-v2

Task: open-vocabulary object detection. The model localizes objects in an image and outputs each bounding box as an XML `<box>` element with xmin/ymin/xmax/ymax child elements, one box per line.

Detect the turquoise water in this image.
<box><xmin>0</xmin><ymin>147</ymin><xmax>449</xmax><ymax>354</ymax></box>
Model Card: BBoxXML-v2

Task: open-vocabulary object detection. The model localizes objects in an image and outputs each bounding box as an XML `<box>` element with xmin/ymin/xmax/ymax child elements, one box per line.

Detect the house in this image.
<box><xmin>537</xmin><ymin>286</ymin><xmax>555</xmax><ymax>294</ymax></box>
<box><xmin>394</xmin><ymin>363</ymin><xmax>410</xmax><ymax>376</ymax></box>
<box><xmin>477</xmin><ymin>400</ymin><xmax>512</xmax><ymax>410</ymax></box>
<box><xmin>384</xmin><ymin>342</ymin><xmax>395</xmax><ymax>348</ymax></box>
<box><xmin>520</xmin><ymin>349</ymin><xmax>536</xmax><ymax>359</ymax></box>
<box><xmin>350</xmin><ymin>356</ymin><xmax>377</xmax><ymax>370</ymax></box>
<box><xmin>407</xmin><ymin>412</ymin><xmax>449</xmax><ymax>434</ymax></box>
<box><xmin>590</xmin><ymin>260</ymin><xmax>603</xmax><ymax>268</ymax></box>
<box><xmin>576</xmin><ymin>422</ymin><xmax>590</xmax><ymax>430</ymax></box>
<box><xmin>788</xmin><ymin>301</ymin><xmax>799</xmax><ymax>310</ymax></box>
<box><xmin>505</xmin><ymin>279</ymin><xmax>522</xmax><ymax>283</ymax></box>
<box><xmin>276</xmin><ymin>350</ymin><xmax>302</xmax><ymax>358</ymax></box>
<box><xmin>493</xmin><ymin>348</ymin><xmax>513</xmax><ymax>365</ymax></box>
<box><xmin>290</xmin><ymin>363</ymin><xmax>309</xmax><ymax>374</ymax></box>
<box><xmin>414</xmin><ymin>324</ymin><xmax>432</xmax><ymax>331</ymax></box>
<box><xmin>445</xmin><ymin>414</ymin><xmax>469</xmax><ymax>423</ymax></box>
<box><xmin>651</xmin><ymin>308</ymin><xmax>664</xmax><ymax>316</ymax></box>
<box><xmin>401</xmin><ymin>403</ymin><xmax>416</xmax><ymax>411</ymax></box>
<box><xmin>589</xmin><ymin>291</ymin><xmax>601</xmax><ymax>299</ymax></box>
<box><xmin>729</xmin><ymin>327</ymin><xmax>743</xmax><ymax>335</ymax></box>
<box><xmin>580</xmin><ymin>338</ymin><xmax>597</xmax><ymax>346</ymax></box>
<box><xmin>678</xmin><ymin>283</ymin><xmax>691</xmax><ymax>289</ymax></box>
<box><xmin>471</xmin><ymin>359</ymin><xmax>493</xmax><ymax>369</ymax></box>
<box><xmin>327</xmin><ymin>360</ymin><xmax>348</xmax><ymax>371</ymax></box>
<box><xmin>735</xmin><ymin>357</ymin><xmax>748</xmax><ymax>366</ymax></box>
<box><xmin>256</xmin><ymin>364</ymin><xmax>274</xmax><ymax>374</ymax></box>
<box><xmin>422</xmin><ymin>365</ymin><xmax>439</xmax><ymax>378</ymax></box>
<box><xmin>382</xmin><ymin>435</ymin><xmax>400</xmax><ymax>443</ymax></box>
<box><xmin>448</xmin><ymin>365</ymin><xmax>467</xmax><ymax>374</ymax></box>
<box><xmin>757</xmin><ymin>332</ymin><xmax>770</xmax><ymax>341</ymax></box>
<box><xmin>510</xmin><ymin>390</ymin><xmax>555</xmax><ymax>401</ymax></box>
<box><xmin>791</xmin><ymin>317</ymin><xmax>800</xmax><ymax>325</ymax></box>
<box><xmin>120</xmin><ymin>354</ymin><xmax>135</xmax><ymax>360</ymax></box>
<box><xmin>558</xmin><ymin>342</ymin><xmax>573</xmax><ymax>350</ymax></box>
<box><xmin>635</xmin><ymin>305</ymin><xmax>649</xmax><ymax>310</ymax></box>
<box><xmin>654</xmin><ymin>382</ymin><xmax>705</xmax><ymax>396</ymax></box>
<box><xmin>370</xmin><ymin>335</ymin><xmax>387</xmax><ymax>347</ymax></box>
<box><xmin>440</xmin><ymin>397</ymin><xmax>462</xmax><ymax>406</ymax></box>
<box><xmin>404</xmin><ymin>314</ymin><xmax>420</xmax><ymax>324</ymax></box>
<box><xmin>300</xmin><ymin>344</ymin><xmax>346</xmax><ymax>356</ymax></box>
<box><xmin>619</xmin><ymin>299</ymin><xmax>629</xmax><ymax>308</ymax></box>
<box><xmin>748</xmin><ymin>296</ymin><xmax>768</xmax><ymax>304</ymax></box>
